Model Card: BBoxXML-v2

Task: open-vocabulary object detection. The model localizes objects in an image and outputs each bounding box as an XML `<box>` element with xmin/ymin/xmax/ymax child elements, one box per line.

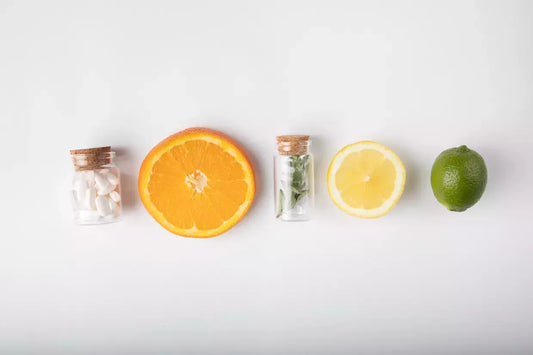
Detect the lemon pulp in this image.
<box><xmin>328</xmin><ymin>141</ymin><xmax>405</xmax><ymax>218</ymax></box>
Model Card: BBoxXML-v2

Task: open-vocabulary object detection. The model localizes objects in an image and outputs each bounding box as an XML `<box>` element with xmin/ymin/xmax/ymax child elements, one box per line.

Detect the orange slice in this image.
<box><xmin>138</xmin><ymin>127</ymin><xmax>255</xmax><ymax>238</ymax></box>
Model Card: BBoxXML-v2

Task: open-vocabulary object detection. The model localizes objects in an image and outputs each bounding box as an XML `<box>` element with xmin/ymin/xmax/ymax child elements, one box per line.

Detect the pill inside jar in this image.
<box><xmin>70</xmin><ymin>146</ymin><xmax>122</xmax><ymax>225</ymax></box>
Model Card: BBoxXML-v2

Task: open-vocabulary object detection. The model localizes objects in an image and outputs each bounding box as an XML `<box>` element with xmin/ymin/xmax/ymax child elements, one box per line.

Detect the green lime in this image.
<box><xmin>431</xmin><ymin>145</ymin><xmax>487</xmax><ymax>212</ymax></box>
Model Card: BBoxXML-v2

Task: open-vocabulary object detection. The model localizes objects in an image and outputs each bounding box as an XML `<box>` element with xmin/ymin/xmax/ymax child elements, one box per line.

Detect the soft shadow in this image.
<box><xmin>472</xmin><ymin>144</ymin><xmax>501</xmax><ymax>202</ymax></box>
<box><xmin>113</xmin><ymin>146</ymin><xmax>140</xmax><ymax>210</ymax></box>
<box><xmin>119</xmin><ymin>172</ymin><xmax>140</xmax><ymax>210</ymax></box>
<box><xmin>386</xmin><ymin>143</ymin><xmax>422</xmax><ymax>202</ymax></box>
<box><xmin>309</xmin><ymin>134</ymin><xmax>329</xmax><ymax>214</ymax></box>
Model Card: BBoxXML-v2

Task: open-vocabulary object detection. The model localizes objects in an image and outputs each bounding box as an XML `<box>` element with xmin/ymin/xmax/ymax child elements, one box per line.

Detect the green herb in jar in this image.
<box><xmin>277</xmin><ymin>154</ymin><xmax>311</xmax><ymax>216</ymax></box>
<box><xmin>275</xmin><ymin>135</ymin><xmax>314</xmax><ymax>221</ymax></box>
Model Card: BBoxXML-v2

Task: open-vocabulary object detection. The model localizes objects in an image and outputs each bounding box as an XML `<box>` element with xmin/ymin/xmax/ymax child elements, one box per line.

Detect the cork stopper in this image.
<box><xmin>70</xmin><ymin>146</ymin><xmax>113</xmax><ymax>171</ymax></box>
<box><xmin>276</xmin><ymin>135</ymin><xmax>310</xmax><ymax>155</ymax></box>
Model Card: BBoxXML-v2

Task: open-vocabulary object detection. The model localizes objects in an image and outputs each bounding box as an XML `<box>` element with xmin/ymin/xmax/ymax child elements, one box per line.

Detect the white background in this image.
<box><xmin>1</xmin><ymin>0</ymin><xmax>532</xmax><ymax>354</ymax></box>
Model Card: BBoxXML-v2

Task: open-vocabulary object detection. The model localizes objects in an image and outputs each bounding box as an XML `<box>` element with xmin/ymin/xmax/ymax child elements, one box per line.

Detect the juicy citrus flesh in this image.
<box><xmin>138</xmin><ymin>128</ymin><xmax>255</xmax><ymax>237</ymax></box>
<box><xmin>328</xmin><ymin>141</ymin><xmax>406</xmax><ymax>218</ymax></box>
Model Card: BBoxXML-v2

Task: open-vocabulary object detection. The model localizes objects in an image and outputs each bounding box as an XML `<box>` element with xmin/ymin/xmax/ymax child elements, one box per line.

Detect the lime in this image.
<box><xmin>431</xmin><ymin>145</ymin><xmax>487</xmax><ymax>212</ymax></box>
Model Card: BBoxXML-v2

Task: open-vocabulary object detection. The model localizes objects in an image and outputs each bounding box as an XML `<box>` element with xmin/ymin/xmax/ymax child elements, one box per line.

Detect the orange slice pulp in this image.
<box><xmin>138</xmin><ymin>127</ymin><xmax>255</xmax><ymax>237</ymax></box>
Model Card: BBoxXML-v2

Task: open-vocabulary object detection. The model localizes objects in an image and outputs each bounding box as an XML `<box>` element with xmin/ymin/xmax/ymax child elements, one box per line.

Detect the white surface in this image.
<box><xmin>1</xmin><ymin>1</ymin><xmax>533</xmax><ymax>354</ymax></box>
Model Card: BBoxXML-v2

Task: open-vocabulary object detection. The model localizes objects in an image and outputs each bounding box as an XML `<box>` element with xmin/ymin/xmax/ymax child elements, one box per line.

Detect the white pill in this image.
<box><xmin>95</xmin><ymin>196</ymin><xmax>112</xmax><ymax>216</ymax></box>
<box><xmin>106</xmin><ymin>172</ymin><xmax>119</xmax><ymax>186</ymax></box>
<box><xmin>75</xmin><ymin>184</ymin><xmax>85</xmax><ymax>206</ymax></box>
<box><xmin>94</xmin><ymin>171</ymin><xmax>108</xmax><ymax>188</ymax></box>
<box><xmin>75</xmin><ymin>171</ymin><xmax>93</xmax><ymax>190</ymax></box>
<box><xmin>85</xmin><ymin>187</ymin><xmax>97</xmax><ymax>210</ymax></box>
<box><xmin>78</xmin><ymin>187</ymin><xmax>89</xmax><ymax>209</ymax></box>
<box><xmin>98</xmin><ymin>185</ymin><xmax>114</xmax><ymax>195</ymax></box>
<box><xmin>84</xmin><ymin>170</ymin><xmax>95</xmax><ymax>186</ymax></box>
<box><xmin>95</xmin><ymin>172</ymin><xmax>113</xmax><ymax>195</ymax></box>
<box><xmin>78</xmin><ymin>210</ymin><xmax>101</xmax><ymax>222</ymax></box>
<box><xmin>73</xmin><ymin>174</ymin><xmax>86</xmax><ymax>196</ymax></box>
<box><xmin>108</xmin><ymin>199</ymin><xmax>117</xmax><ymax>215</ymax></box>
<box><xmin>109</xmin><ymin>190</ymin><xmax>121</xmax><ymax>202</ymax></box>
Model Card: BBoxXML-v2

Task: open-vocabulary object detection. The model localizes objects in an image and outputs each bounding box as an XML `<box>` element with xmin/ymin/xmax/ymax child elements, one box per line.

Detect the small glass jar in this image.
<box><xmin>274</xmin><ymin>135</ymin><xmax>314</xmax><ymax>221</ymax></box>
<box><xmin>69</xmin><ymin>146</ymin><xmax>122</xmax><ymax>224</ymax></box>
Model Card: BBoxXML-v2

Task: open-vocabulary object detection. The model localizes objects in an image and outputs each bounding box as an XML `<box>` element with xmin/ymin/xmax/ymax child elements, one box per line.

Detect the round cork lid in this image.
<box><xmin>276</xmin><ymin>135</ymin><xmax>310</xmax><ymax>143</ymax></box>
<box><xmin>276</xmin><ymin>135</ymin><xmax>310</xmax><ymax>155</ymax></box>
<box><xmin>70</xmin><ymin>146</ymin><xmax>111</xmax><ymax>155</ymax></box>
<box><xmin>70</xmin><ymin>146</ymin><xmax>113</xmax><ymax>171</ymax></box>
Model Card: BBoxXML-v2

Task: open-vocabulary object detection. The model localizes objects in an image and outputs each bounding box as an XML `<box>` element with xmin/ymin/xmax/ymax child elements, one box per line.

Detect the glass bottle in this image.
<box><xmin>274</xmin><ymin>135</ymin><xmax>314</xmax><ymax>221</ymax></box>
<box><xmin>70</xmin><ymin>146</ymin><xmax>122</xmax><ymax>224</ymax></box>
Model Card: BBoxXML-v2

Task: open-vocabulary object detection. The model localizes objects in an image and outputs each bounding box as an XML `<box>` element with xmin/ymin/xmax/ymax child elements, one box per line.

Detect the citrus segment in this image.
<box><xmin>138</xmin><ymin>128</ymin><xmax>255</xmax><ymax>237</ymax></box>
<box><xmin>328</xmin><ymin>141</ymin><xmax>406</xmax><ymax>218</ymax></box>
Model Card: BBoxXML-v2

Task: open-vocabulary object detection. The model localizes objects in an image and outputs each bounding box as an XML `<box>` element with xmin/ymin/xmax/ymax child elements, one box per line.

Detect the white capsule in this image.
<box><xmin>73</xmin><ymin>173</ymin><xmax>85</xmax><ymax>197</ymax></box>
<box><xmin>108</xmin><ymin>198</ymin><xmax>117</xmax><ymax>215</ymax></box>
<box><xmin>98</xmin><ymin>185</ymin><xmax>114</xmax><ymax>196</ymax></box>
<box><xmin>78</xmin><ymin>186</ymin><xmax>89</xmax><ymax>209</ymax></box>
<box><xmin>75</xmin><ymin>170</ymin><xmax>94</xmax><ymax>190</ymax></box>
<box><xmin>95</xmin><ymin>196</ymin><xmax>112</xmax><ymax>216</ymax></box>
<box><xmin>94</xmin><ymin>171</ymin><xmax>108</xmax><ymax>189</ymax></box>
<box><xmin>85</xmin><ymin>187</ymin><xmax>97</xmax><ymax>210</ymax></box>
<box><xmin>84</xmin><ymin>170</ymin><xmax>95</xmax><ymax>186</ymax></box>
<box><xmin>75</xmin><ymin>184</ymin><xmax>85</xmax><ymax>207</ymax></box>
<box><xmin>109</xmin><ymin>190</ymin><xmax>121</xmax><ymax>202</ymax></box>
<box><xmin>106</xmin><ymin>172</ymin><xmax>119</xmax><ymax>186</ymax></box>
<box><xmin>95</xmin><ymin>172</ymin><xmax>113</xmax><ymax>195</ymax></box>
<box><xmin>72</xmin><ymin>173</ymin><xmax>83</xmax><ymax>188</ymax></box>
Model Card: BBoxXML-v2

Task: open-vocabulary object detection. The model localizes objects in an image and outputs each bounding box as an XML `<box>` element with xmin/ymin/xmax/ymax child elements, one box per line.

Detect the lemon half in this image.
<box><xmin>327</xmin><ymin>141</ymin><xmax>406</xmax><ymax>218</ymax></box>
